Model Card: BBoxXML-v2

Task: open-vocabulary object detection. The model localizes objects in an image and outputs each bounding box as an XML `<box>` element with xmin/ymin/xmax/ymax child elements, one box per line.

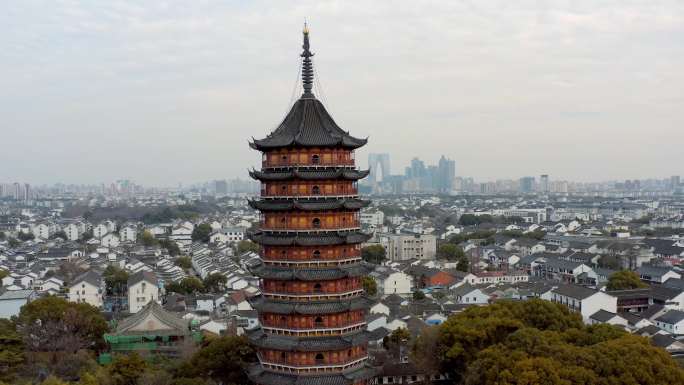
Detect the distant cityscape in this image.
<box><xmin>2</xmin><ymin>155</ymin><xmax>682</xmax><ymax>203</ymax></box>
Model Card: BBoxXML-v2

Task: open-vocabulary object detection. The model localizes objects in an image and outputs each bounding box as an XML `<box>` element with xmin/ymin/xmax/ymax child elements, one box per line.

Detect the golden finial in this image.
<box><xmin>303</xmin><ymin>21</ymin><xmax>309</xmax><ymax>34</ymax></box>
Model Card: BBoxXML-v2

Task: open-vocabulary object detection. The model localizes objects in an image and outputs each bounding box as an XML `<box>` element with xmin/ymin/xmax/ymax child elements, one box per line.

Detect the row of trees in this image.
<box><xmin>165</xmin><ymin>274</ymin><xmax>228</xmax><ymax>295</ymax></box>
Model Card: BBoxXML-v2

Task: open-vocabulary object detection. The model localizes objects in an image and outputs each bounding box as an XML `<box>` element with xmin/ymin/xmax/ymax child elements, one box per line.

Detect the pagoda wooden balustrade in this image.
<box><xmin>259</xmin><ymin>346</ymin><xmax>366</xmax><ymax>367</ymax></box>
<box><xmin>261</xmin><ymin>181</ymin><xmax>358</xmax><ymax>197</ymax></box>
<box><xmin>261</xmin><ymin>217</ymin><xmax>360</xmax><ymax>231</ymax></box>
<box><xmin>262</xmin><ymin>278</ymin><xmax>362</xmax><ymax>296</ymax></box>
<box><xmin>263</xmin><ymin>149</ymin><xmax>355</xmax><ymax>168</ymax></box>
<box><xmin>262</xmin><ymin>246</ymin><xmax>360</xmax><ymax>261</ymax></box>
<box><xmin>260</xmin><ymin>311</ymin><xmax>365</xmax><ymax>330</ymax></box>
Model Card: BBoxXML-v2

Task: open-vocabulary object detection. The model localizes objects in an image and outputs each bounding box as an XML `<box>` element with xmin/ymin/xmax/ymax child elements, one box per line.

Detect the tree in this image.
<box><xmin>7</xmin><ymin>238</ymin><xmax>19</xmax><ymax>248</ymax></box>
<box><xmin>108</xmin><ymin>353</ymin><xmax>147</xmax><ymax>385</ymax></box>
<box><xmin>191</xmin><ymin>223</ymin><xmax>212</xmax><ymax>243</ymax></box>
<box><xmin>456</xmin><ymin>255</ymin><xmax>469</xmax><ymax>272</ymax></box>
<box><xmin>16</xmin><ymin>296</ymin><xmax>108</xmax><ymax>354</ymax></box>
<box><xmin>174</xmin><ymin>256</ymin><xmax>193</xmax><ymax>270</ymax></box>
<box><xmin>17</xmin><ymin>232</ymin><xmax>34</xmax><ymax>241</ymax></box>
<box><xmin>430</xmin><ymin>299</ymin><xmax>684</xmax><ymax>384</ymax></box>
<box><xmin>0</xmin><ymin>269</ymin><xmax>8</xmax><ymax>280</ymax></box>
<box><xmin>57</xmin><ymin>261</ymin><xmax>87</xmax><ymax>283</ymax></box>
<box><xmin>438</xmin><ymin>243</ymin><xmax>466</xmax><ymax>261</ymax></box>
<box><xmin>236</xmin><ymin>240</ymin><xmax>259</xmax><ymax>254</ymax></box>
<box><xmin>103</xmin><ymin>265</ymin><xmax>129</xmax><ymax>296</ymax></box>
<box><xmin>413</xmin><ymin>290</ymin><xmax>426</xmax><ymax>300</ymax></box>
<box><xmin>607</xmin><ymin>270</ymin><xmax>648</xmax><ymax>290</ymax></box>
<box><xmin>203</xmin><ymin>273</ymin><xmax>227</xmax><ymax>293</ymax></box>
<box><xmin>174</xmin><ymin>335</ymin><xmax>255</xmax><ymax>385</ymax></box>
<box><xmin>182</xmin><ymin>277</ymin><xmax>205</xmax><ymax>294</ymax></box>
<box><xmin>361</xmin><ymin>244</ymin><xmax>386</xmax><ymax>265</ymax></box>
<box><xmin>0</xmin><ymin>232</ymin><xmax>5</xmax><ymax>241</ymax></box>
<box><xmin>160</xmin><ymin>239</ymin><xmax>181</xmax><ymax>256</ymax></box>
<box><xmin>383</xmin><ymin>327</ymin><xmax>411</xmax><ymax>352</ymax></box>
<box><xmin>598</xmin><ymin>254</ymin><xmax>621</xmax><ymax>270</ymax></box>
<box><xmin>51</xmin><ymin>230</ymin><xmax>68</xmax><ymax>240</ymax></box>
<box><xmin>140</xmin><ymin>230</ymin><xmax>157</xmax><ymax>247</ymax></box>
<box><xmin>0</xmin><ymin>319</ymin><xmax>23</xmax><ymax>382</ymax></box>
<box><xmin>361</xmin><ymin>276</ymin><xmax>377</xmax><ymax>296</ymax></box>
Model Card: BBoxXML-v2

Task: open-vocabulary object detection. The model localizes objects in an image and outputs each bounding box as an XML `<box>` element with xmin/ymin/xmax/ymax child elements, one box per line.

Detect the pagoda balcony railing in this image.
<box><xmin>261</xmin><ymin>321</ymin><xmax>366</xmax><ymax>337</ymax></box>
<box><xmin>260</xmin><ymin>192</ymin><xmax>359</xmax><ymax>199</ymax></box>
<box><xmin>263</xmin><ymin>257</ymin><xmax>362</xmax><ymax>268</ymax></box>
<box><xmin>258</xmin><ymin>355</ymin><xmax>367</xmax><ymax>374</ymax></box>
<box><xmin>260</xmin><ymin>221</ymin><xmax>361</xmax><ymax>231</ymax></box>
<box><xmin>262</xmin><ymin>289</ymin><xmax>364</xmax><ymax>301</ymax></box>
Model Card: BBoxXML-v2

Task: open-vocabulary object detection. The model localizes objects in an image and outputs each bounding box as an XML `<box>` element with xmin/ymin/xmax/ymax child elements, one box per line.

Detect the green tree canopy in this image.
<box><xmin>236</xmin><ymin>240</ymin><xmax>260</xmax><ymax>254</ymax></box>
<box><xmin>174</xmin><ymin>256</ymin><xmax>193</xmax><ymax>270</ymax></box>
<box><xmin>417</xmin><ymin>299</ymin><xmax>684</xmax><ymax>384</ymax></box>
<box><xmin>16</xmin><ymin>296</ymin><xmax>108</xmax><ymax>353</ymax></box>
<box><xmin>191</xmin><ymin>223</ymin><xmax>212</xmax><ymax>243</ymax></box>
<box><xmin>160</xmin><ymin>239</ymin><xmax>181</xmax><ymax>256</ymax></box>
<box><xmin>203</xmin><ymin>273</ymin><xmax>227</xmax><ymax>293</ymax></box>
<box><xmin>140</xmin><ymin>230</ymin><xmax>158</xmax><ymax>247</ymax></box>
<box><xmin>438</xmin><ymin>243</ymin><xmax>466</xmax><ymax>262</ymax></box>
<box><xmin>361</xmin><ymin>276</ymin><xmax>377</xmax><ymax>296</ymax></box>
<box><xmin>17</xmin><ymin>232</ymin><xmax>35</xmax><ymax>241</ymax></box>
<box><xmin>103</xmin><ymin>265</ymin><xmax>129</xmax><ymax>296</ymax></box>
<box><xmin>108</xmin><ymin>353</ymin><xmax>148</xmax><ymax>385</ymax></box>
<box><xmin>167</xmin><ymin>277</ymin><xmax>205</xmax><ymax>295</ymax></box>
<box><xmin>361</xmin><ymin>244</ymin><xmax>386</xmax><ymax>265</ymax></box>
<box><xmin>174</xmin><ymin>335</ymin><xmax>255</xmax><ymax>385</ymax></box>
<box><xmin>413</xmin><ymin>290</ymin><xmax>426</xmax><ymax>301</ymax></box>
<box><xmin>0</xmin><ymin>319</ymin><xmax>23</xmax><ymax>382</ymax></box>
<box><xmin>607</xmin><ymin>270</ymin><xmax>648</xmax><ymax>290</ymax></box>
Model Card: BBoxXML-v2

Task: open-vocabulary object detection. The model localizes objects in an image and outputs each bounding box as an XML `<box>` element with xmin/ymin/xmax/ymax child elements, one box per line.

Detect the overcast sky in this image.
<box><xmin>1</xmin><ymin>1</ymin><xmax>682</xmax><ymax>186</ymax></box>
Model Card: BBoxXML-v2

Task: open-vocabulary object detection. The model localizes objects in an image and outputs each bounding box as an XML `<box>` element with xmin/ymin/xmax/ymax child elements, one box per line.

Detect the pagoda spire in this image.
<box><xmin>301</xmin><ymin>22</ymin><xmax>315</xmax><ymax>98</ymax></box>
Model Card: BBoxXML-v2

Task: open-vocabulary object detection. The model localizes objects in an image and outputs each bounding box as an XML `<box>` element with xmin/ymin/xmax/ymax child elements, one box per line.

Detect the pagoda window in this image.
<box><xmin>313</xmin><ymin>283</ymin><xmax>323</xmax><ymax>293</ymax></box>
<box><xmin>281</xmin><ymin>185</ymin><xmax>287</xmax><ymax>194</ymax></box>
<box><xmin>281</xmin><ymin>250</ymin><xmax>287</xmax><ymax>258</ymax></box>
<box><xmin>348</xmin><ymin>349</ymin><xmax>353</xmax><ymax>357</ymax></box>
<box><xmin>280</xmin><ymin>316</ymin><xmax>287</xmax><ymax>326</ymax></box>
<box><xmin>315</xmin><ymin>353</ymin><xmax>324</xmax><ymax>364</ymax></box>
<box><xmin>312</xmin><ymin>185</ymin><xmax>320</xmax><ymax>195</ymax></box>
<box><xmin>314</xmin><ymin>316</ymin><xmax>324</xmax><ymax>328</ymax></box>
<box><xmin>313</xmin><ymin>250</ymin><xmax>321</xmax><ymax>258</ymax></box>
<box><xmin>312</xmin><ymin>218</ymin><xmax>321</xmax><ymax>228</ymax></box>
<box><xmin>312</xmin><ymin>154</ymin><xmax>320</xmax><ymax>164</ymax></box>
<box><xmin>281</xmin><ymin>155</ymin><xmax>288</xmax><ymax>164</ymax></box>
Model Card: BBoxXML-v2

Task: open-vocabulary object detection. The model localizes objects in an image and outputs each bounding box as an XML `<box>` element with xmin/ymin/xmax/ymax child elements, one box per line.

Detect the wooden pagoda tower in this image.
<box><xmin>247</xmin><ymin>25</ymin><xmax>376</xmax><ymax>385</ymax></box>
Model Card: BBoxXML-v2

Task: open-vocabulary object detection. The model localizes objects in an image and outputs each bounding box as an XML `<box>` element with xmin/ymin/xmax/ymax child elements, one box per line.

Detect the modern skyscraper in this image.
<box><xmin>519</xmin><ymin>177</ymin><xmax>535</xmax><ymax>193</ymax></box>
<box><xmin>246</xmin><ymin>26</ymin><xmax>375</xmax><ymax>385</ymax></box>
<box><xmin>540</xmin><ymin>174</ymin><xmax>549</xmax><ymax>193</ymax></box>
<box><xmin>437</xmin><ymin>155</ymin><xmax>456</xmax><ymax>193</ymax></box>
<box><xmin>367</xmin><ymin>153</ymin><xmax>390</xmax><ymax>184</ymax></box>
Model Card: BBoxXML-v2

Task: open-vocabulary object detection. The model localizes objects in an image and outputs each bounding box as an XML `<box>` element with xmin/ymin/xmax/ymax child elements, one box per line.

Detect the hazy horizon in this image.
<box><xmin>2</xmin><ymin>1</ymin><xmax>683</xmax><ymax>186</ymax></box>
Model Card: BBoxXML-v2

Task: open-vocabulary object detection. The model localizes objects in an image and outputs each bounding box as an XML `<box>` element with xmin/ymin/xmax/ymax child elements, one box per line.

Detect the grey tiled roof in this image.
<box><xmin>249</xmin><ymin>231</ymin><xmax>372</xmax><ymax>246</ymax></box>
<box><xmin>551</xmin><ymin>284</ymin><xmax>599</xmax><ymax>300</ymax></box>
<box><xmin>251</xmin><ymin>262</ymin><xmax>372</xmax><ymax>280</ymax></box>
<box><xmin>248</xmin><ymin>329</ymin><xmax>370</xmax><ymax>351</ymax></box>
<box><xmin>249</xmin><ymin>169</ymin><xmax>370</xmax><ymax>181</ymax></box>
<box><xmin>248</xmin><ymin>363</ymin><xmax>376</xmax><ymax>385</ymax></box>
<box><xmin>655</xmin><ymin>310</ymin><xmax>684</xmax><ymax>325</ymax></box>
<box><xmin>114</xmin><ymin>301</ymin><xmax>189</xmax><ymax>335</ymax></box>
<box><xmin>248</xmin><ymin>198</ymin><xmax>370</xmax><ymax>212</ymax></box>
<box><xmin>249</xmin><ymin>97</ymin><xmax>367</xmax><ymax>150</ymax></box>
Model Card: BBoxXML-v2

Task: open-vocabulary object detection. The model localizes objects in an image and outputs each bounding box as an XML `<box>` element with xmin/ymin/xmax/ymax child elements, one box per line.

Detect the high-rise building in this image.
<box><xmin>367</xmin><ymin>153</ymin><xmax>390</xmax><ymax>184</ymax></box>
<box><xmin>213</xmin><ymin>180</ymin><xmax>228</xmax><ymax>195</ymax></box>
<box><xmin>519</xmin><ymin>177</ymin><xmax>535</xmax><ymax>193</ymax></box>
<box><xmin>437</xmin><ymin>155</ymin><xmax>456</xmax><ymax>193</ymax></box>
<box><xmin>540</xmin><ymin>174</ymin><xmax>549</xmax><ymax>193</ymax></box>
<box><xmin>246</xmin><ymin>26</ymin><xmax>375</xmax><ymax>385</ymax></box>
<box><xmin>671</xmin><ymin>176</ymin><xmax>681</xmax><ymax>189</ymax></box>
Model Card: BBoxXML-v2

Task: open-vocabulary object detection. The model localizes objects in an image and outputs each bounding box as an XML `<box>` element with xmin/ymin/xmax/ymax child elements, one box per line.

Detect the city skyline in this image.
<box><xmin>1</xmin><ymin>1</ymin><xmax>683</xmax><ymax>185</ymax></box>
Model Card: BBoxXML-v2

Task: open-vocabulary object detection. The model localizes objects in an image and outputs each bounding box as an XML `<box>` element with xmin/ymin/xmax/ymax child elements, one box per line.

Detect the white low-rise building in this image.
<box><xmin>68</xmin><ymin>271</ymin><xmax>104</xmax><ymax>308</ymax></box>
<box><xmin>127</xmin><ymin>271</ymin><xmax>160</xmax><ymax>313</ymax></box>
<box><xmin>550</xmin><ymin>284</ymin><xmax>617</xmax><ymax>323</ymax></box>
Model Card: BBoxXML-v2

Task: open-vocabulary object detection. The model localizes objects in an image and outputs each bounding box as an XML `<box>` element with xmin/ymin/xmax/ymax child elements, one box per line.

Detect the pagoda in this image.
<box><xmin>246</xmin><ymin>25</ymin><xmax>376</xmax><ymax>385</ymax></box>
